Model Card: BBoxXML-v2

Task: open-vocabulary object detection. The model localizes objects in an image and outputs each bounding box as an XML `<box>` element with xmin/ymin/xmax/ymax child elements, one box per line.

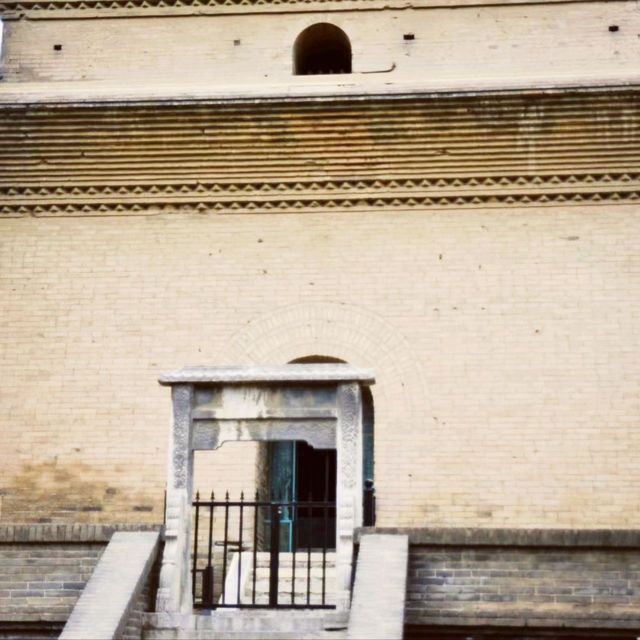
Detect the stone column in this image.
<box><xmin>156</xmin><ymin>384</ymin><xmax>195</xmax><ymax>620</ymax></box>
<box><xmin>335</xmin><ymin>382</ymin><xmax>363</xmax><ymax>612</ymax></box>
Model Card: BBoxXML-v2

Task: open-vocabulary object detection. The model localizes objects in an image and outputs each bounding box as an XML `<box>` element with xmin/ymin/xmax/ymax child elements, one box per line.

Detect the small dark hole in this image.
<box><xmin>403</xmin><ymin>33</ymin><xmax>415</xmax><ymax>41</ymax></box>
<box><xmin>609</xmin><ymin>25</ymin><xmax>619</xmax><ymax>32</ymax></box>
<box><xmin>53</xmin><ymin>44</ymin><xmax>62</xmax><ymax>51</ymax></box>
<box><xmin>233</xmin><ymin>39</ymin><xmax>241</xmax><ymax>46</ymax></box>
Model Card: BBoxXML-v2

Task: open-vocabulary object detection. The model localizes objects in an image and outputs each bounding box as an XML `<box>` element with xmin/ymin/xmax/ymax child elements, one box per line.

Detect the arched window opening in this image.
<box><xmin>293</xmin><ymin>23</ymin><xmax>352</xmax><ymax>76</ymax></box>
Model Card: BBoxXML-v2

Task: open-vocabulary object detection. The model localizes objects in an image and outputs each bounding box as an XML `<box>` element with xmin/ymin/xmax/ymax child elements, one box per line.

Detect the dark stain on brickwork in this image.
<box><xmin>3</xmin><ymin>462</ymin><xmax>160</xmax><ymax>524</ymax></box>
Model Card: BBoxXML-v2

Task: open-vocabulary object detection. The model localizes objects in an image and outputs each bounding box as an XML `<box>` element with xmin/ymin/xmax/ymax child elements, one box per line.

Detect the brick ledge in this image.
<box><xmin>357</xmin><ymin>527</ymin><xmax>640</xmax><ymax>548</ymax></box>
<box><xmin>0</xmin><ymin>523</ymin><xmax>162</xmax><ymax>543</ymax></box>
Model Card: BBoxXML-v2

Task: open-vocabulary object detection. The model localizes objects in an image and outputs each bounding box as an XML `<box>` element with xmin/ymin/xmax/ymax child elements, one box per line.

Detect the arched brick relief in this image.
<box><xmin>217</xmin><ymin>302</ymin><xmax>427</xmax><ymax>439</ymax></box>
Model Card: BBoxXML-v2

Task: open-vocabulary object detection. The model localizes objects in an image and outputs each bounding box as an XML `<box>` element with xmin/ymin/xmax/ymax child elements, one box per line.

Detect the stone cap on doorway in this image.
<box><xmin>159</xmin><ymin>364</ymin><xmax>375</xmax><ymax>385</ymax></box>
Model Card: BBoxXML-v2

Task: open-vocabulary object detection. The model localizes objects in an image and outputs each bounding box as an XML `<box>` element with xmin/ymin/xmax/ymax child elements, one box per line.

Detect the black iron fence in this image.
<box><xmin>192</xmin><ymin>492</ymin><xmax>336</xmax><ymax>609</ymax></box>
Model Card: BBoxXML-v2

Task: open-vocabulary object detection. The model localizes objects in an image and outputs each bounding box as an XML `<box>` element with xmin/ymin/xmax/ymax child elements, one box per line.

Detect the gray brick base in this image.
<box><xmin>358</xmin><ymin>527</ymin><xmax>640</xmax><ymax>629</ymax></box>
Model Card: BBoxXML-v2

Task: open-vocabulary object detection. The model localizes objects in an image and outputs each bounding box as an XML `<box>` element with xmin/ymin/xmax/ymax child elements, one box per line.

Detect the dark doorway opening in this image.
<box><xmin>294</xmin><ymin>442</ymin><xmax>336</xmax><ymax>550</ymax></box>
<box><xmin>296</xmin><ymin>441</ymin><xmax>336</xmax><ymax>503</ymax></box>
<box><xmin>268</xmin><ymin>441</ymin><xmax>336</xmax><ymax>551</ymax></box>
<box><xmin>293</xmin><ymin>23</ymin><xmax>352</xmax><ymax>75</ymax></box>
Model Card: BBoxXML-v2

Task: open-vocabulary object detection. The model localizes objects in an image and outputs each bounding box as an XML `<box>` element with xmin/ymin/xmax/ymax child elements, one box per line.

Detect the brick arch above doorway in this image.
<box><xmin>218</xmin><ymin>301</ymin><xmax>427</xmax><ymax>429</ymax></box>
<box><xmin>218</xmin><ymin>302</ymin><xmax>428</xmax><ymax>528</ymax></box>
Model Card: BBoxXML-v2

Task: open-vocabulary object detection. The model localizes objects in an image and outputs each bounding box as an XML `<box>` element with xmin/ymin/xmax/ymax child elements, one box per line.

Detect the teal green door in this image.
<box><xmin>269</xmin><ymin>389</ymin><xmax>373</xmax><ymax>550</ymax></box>
<box><xmin>269</xmin><ymin>441</ymin><xmax>297</xmax><ymax>551</ymax></box>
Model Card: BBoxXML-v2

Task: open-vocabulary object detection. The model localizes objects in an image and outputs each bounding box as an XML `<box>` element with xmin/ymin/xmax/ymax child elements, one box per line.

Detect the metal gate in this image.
<box><xmin>191</xmin><ymin>492</ymin><xmax>336</xmax><ymax>609</ymax></box>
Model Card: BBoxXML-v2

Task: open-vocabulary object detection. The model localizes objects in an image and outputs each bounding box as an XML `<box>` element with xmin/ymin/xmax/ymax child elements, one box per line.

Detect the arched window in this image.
<box><xmin>293</xmin><ymin>23</ymin><xmax>352</xmax><ymax>75</ymax></box>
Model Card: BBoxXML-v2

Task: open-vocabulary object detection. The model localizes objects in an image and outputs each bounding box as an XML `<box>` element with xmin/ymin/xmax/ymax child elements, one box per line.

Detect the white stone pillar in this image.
<box><xmin>156</xmin><ymin>384</ymin><xmax>194</xmax><ymax>619</ymax></box>
<box><xmin>335</xmin><ymin>382</ymin><xmax>363</xmax><ymax>612</ymax></box>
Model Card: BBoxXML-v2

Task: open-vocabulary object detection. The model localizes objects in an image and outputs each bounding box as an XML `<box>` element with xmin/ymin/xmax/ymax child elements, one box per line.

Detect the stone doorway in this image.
<box><xmin>156</xmin><ymin>364</ymin><xmax>374</xmax><ymax>616</ymax></box>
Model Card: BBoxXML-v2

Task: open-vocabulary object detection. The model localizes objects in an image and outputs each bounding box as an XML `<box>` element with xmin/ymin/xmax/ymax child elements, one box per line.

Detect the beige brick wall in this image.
<box><xmin>1</xmin><ymin>205</ymin><xmax>639</xmax><ymax>528</ymax></box>
<box><xmin>2</xmin><ymin>1</ymin><xmax>639</xmax><ymax>90</ymax></box>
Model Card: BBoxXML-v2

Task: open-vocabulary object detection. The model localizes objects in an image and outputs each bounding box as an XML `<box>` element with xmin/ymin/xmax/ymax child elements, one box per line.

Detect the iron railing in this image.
<box><xmin>192</xmin><ymin>492</ymin><xmax>336</xmax><ymax>609</ymax></box>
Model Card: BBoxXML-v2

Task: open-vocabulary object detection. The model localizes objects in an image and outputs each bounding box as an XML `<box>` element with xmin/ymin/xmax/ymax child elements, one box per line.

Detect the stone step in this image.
<box><xmin>200</xmin><ymin>609</ymin><xmax>341</xmax><ymax>634</ymax></box>
<box><xmin>221</xmin><ymin>551</ymin><xmax>337</xmax><ymax>608</ymax></box>
<box><xmin>253</xmin><ymin>552</ymin><xmax>336</xmax><ymax>567</ymax></box>
<box><xmin>251</xmin><ymin>578</ymin><xmax>333</xmax><ymax>593</ymax></box>
<box><xmin>253</xmin><ymin>566</ymin><xmax>336</xmax><ymax>578</ymax></box>
<box><xmin>144</xmin><ymin>611</ymin><xmax>349</xmax><ymax>639</ymax></box>
<box><xmin>241</xmin><ymin>594</ymin><xmax>335</xmax><ymax>606</ymax></box>
<box><xmin>200</xmin><ymin>632</ymin><xmax>346</xmax><ymax>639</ymax></box>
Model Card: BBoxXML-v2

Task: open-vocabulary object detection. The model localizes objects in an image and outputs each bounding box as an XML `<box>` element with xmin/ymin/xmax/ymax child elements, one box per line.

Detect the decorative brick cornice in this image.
<box><xmin>1</xmin><ymin>92</ymin><xmax>638</xmax><ymax>216</ymax></box>
<box><xmin>2</xmin><ymin>0</ymin><xmax>358</xmax><ymax>12</ymax></box>
<box><xmin>0</xmin><ymin>0</ymin><xmax>588</xmax><ymax>19</ymax></box>
<box><xmin>1</xmin><ymin>182</ymin><xmax>639</xmax><ymax>217</ymax></box>
<box><xmin>2</xmin><ymin>172</ymin><xmax>639</xmax><ymax>200</ymax></box>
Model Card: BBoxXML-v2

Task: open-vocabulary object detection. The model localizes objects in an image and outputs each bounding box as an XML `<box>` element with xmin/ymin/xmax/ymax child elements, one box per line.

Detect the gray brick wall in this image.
<box><xmin>0</xmin><ymin>525</ymin><xmax>161</xmax><ymax>639</ymax></box>
<box><xmin>406</xmin><ymin>545</ymin><xmax>640</xmax><ymax>628</ymax></box>
<box><xmin>358</xmin><ymin>528</ymin><xmax>640</xmax><ymax>630</ymax></box>
<box><xmin>0</xmin><ymin>543</ymin><xmax>105</xmax><ymax>624</ymax></box>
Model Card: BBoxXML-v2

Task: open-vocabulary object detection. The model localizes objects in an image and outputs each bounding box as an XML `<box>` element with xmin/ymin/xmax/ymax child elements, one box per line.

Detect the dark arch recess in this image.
<box><xmin>293</xmin><ymin>23</ymin><xmax>352</xmax><ymax>75</ymax></box>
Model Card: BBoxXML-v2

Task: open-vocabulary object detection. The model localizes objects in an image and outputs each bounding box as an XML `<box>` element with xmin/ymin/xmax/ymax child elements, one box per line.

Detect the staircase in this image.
<box><xmin>144</xmin><ymin>552</ymin><xmax>344</xmax><ymax>639</ymax></box>
<box><xmin>222</xmin><ymin>551</ymin><xmax>337</xmax><ymax>607</ymax></box>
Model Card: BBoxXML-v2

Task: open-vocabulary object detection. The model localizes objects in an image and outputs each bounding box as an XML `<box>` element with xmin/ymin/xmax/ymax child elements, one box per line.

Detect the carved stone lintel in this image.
<box><xmin>193</xmin><ymin>419</ymin><xmax>336</xmax><ymax>450</ymax></box>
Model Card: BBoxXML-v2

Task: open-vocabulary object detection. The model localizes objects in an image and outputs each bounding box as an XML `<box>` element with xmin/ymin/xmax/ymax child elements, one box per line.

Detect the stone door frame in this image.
<box><xmin>155</xmin><ymin>364</ymin><xmax>374</xmax><ymax>620</ymax></box>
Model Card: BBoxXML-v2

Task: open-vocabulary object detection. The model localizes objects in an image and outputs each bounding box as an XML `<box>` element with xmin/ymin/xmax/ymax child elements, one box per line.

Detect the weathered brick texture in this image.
<box><xmin>406</xmin><ymin>538</ymin><xmax>640</xmax><ymax>628</ymax></box>
<box><xmin>2</xmin><ymin>3</ymin><xmax>639</xmax><ymax>90</ymax></box>
<box><xmin>0</xmin><ymin>525</ymin><xmax>160</xmax><ymax>638</ymax></box>
<box><xmin>1</xmin><ymin>205</ymin><xmax>640</xmax><ymax>528</ymax></box>
<box><xmin>0</xmin><ymin>543</ymin><xmax>104</xmax><ymax>623</ymax></box>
